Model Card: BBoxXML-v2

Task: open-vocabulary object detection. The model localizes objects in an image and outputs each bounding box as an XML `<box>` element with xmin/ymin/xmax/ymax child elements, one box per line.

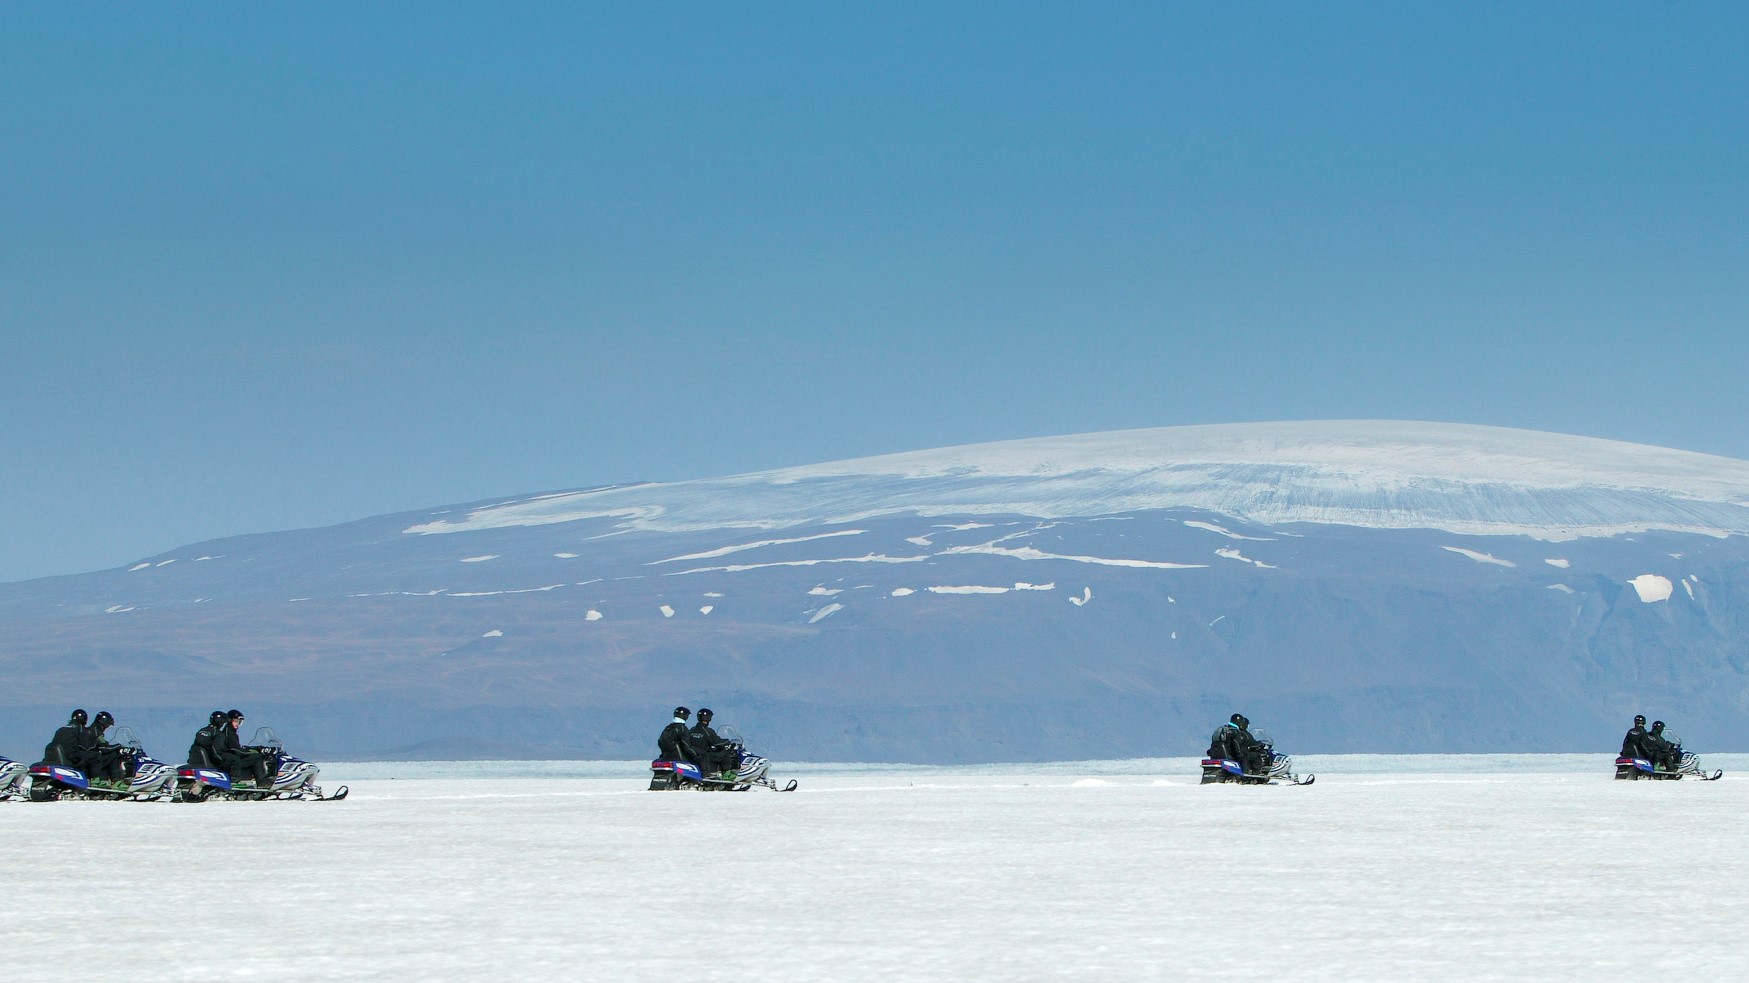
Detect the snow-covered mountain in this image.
<box><xmin>4</xmin><ymin>421</ymin><xmax>1747</xmax><ymax>761</ymax></box>
<box><xmin>406</xmin><ymin>421</ymin><xmax>1749</xmax><ymax>541</ymax></box>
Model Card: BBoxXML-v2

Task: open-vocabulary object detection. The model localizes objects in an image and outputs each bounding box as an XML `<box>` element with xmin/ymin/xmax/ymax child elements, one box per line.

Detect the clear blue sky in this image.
<box><xmin>3</xmin><ymin>4</ymin><xmax>1747</xmax><ymax>583</ymax></box>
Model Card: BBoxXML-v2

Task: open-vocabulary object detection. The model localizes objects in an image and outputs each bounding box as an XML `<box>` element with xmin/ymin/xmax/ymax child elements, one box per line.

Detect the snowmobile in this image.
<box><xmin>1</xmin><ymin>753</ymin><xmax>31</xmax><ymax>801</ymax></box>
<box><xmin>1614</xmin><ymin>733</ymin><xmax>1722</xmax><ymax>781</ymax></box>
<box><xmin>649</xmin><ymin>727</ymin><xmax>797</xmax><ymax>792</ymax></box>
<box><xmin>1200</xmin><ymin>731</ymin><xmax>1315</xmax><ymax>786</ymax></box>
<box><xmin>176</xmin><ymin>726</ymin><xmax>348</xmax><ymax>802</ymax></box>
<box><xmin>25</xmin><ymin>726</ymin><xmax>178</xmax><ymax>802</ymax></box>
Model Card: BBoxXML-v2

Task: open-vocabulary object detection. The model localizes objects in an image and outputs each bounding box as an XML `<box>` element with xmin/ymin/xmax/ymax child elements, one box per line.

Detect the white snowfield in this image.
<box><xmin>6</xmin><ymin>756</ymin><xmax>1747</xmax><ymax>981</ymax></box>
<box><xmin>401</xmin><ymin>422</ymin><xmax>1749</xmax><ymax>542</ymax></box>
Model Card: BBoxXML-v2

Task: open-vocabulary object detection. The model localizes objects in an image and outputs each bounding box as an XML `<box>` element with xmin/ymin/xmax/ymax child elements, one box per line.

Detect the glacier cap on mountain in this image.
<box><xmin>405</xmin><ymin>421</ymin><xmax>1749</xmax><ymax>543</ymax></box>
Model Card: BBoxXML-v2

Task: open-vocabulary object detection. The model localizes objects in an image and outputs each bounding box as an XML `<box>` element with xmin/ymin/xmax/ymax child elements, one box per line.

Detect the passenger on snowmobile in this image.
<box><xmin>1207</xmin><ymin>719</ymin><xmax>1237</xmax><ymax>760</ymax></box>
<box><xmin>44</xmin><ymin>709</ymin><xmax>96</xmax><ymax>770</ymax></box>
<box><xmin>688</xmin><ymin>708</ymin><xmax>740</xmax><ymax>778</ymax></box>
<box><xmin>216</xmin><ymin>709</ymin><xmax>272</xmax><ymax>787</ymax></box>
<box><xmin>657</xmin><ymin>707</ymin><xmax>696</xmax><ymax>763</ymax></box>
<box><xmin>189</xmin><ymin>710</ymin><xmax>227</xmax><ymax>767</ymax></box>
<box><xmin>1620</xmin><ymin>715</ymin><xmax>1650</xmax><ymax>759</ymax></box>
<box><xmin>1644</xmin><ymin>721</ymin><xmax>1682</xmax><ymax>771</ymax></box>
<box><xmin>1209</xmin><ymin>713</ymin><xmax>1267</xmax><ymax>775</ymax></box>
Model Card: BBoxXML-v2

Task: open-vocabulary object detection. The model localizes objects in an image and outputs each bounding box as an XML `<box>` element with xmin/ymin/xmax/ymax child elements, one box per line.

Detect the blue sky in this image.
<box><xmin>3</xmin><ymin>4</ymin><xmax>1746</xmax><ymax>583</ymax></box>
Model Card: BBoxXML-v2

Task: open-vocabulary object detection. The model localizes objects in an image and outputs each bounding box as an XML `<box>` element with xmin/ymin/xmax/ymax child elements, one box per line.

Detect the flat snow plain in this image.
<box><xmin>6</xmin><ymin>755</ymin><xmax>1748</xmax><ymax>981</ymax></box>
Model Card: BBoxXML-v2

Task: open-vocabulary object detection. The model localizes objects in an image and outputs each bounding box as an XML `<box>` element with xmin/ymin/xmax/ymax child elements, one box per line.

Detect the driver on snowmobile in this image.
<box><xmin>216</xmin><ymin>709</ymin><xmax>272</xmax><ymax>788</ymax></box>
<box><xmin>658</xmin><ymin>707</ymin><xmax>696</xmax><ymax>763</ymax></box>
<box><xmin>45</xmin><ymin>708</ymin><xmax>96</xmax><ymax>770</ymax></box>
<box><xmin>688</xmin><ymin>708</ymin><xmax>740</xmax><ymax>779</ymax></box>
<box><xmin>86</xmin><ymin>710</ymin><xmax>128</xmax><ymax>783</ymax></box>
<box><xmin>1644</xmin><ymin>720</ymin><xmax>1681</xmax><ymax>771</ymax></box>
<box><xmin>1620</xmin><ymin>715</ymin><xmax>1650</xmax><ymax>760</ymax></box>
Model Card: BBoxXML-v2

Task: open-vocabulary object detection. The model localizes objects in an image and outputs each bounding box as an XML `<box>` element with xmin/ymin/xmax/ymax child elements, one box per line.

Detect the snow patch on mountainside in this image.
<box><xmin>924</xmin><ymin>583</ymin><xmax>1057</xmax><ymax>596</ymax></box>
<box><xmin>940</xmin><ymin>543</ymin><xmax>1205</xmax><ymax>570</ymax></box>
<box><xmin>1442</xmin><ymin>546</ymin><xmax>1515</xmax><ymax>567</ymax></box>
<box><xmin>1628</xmin><ymin>575</ymin><xmax>1674</xmax><ymax>602</ymax></box>
<box><xmin>670</xmin><ymin>554</ymin><xmax>929</xmax><ymax>575</ymax></box>
<box><xmin>652</xmin><ymin>529</ymin><xmax>866</xmax><ymax>564</ymax></box>
<box><xmin>1215</xmin><ymin>547</ymin><xmax>1276</xmax><ymax>569</ymax></box>
<box><xmin>928</xmin><ymin>586</ymin><xmax>1010</xmax><ymax>595</ymax></box>
<box><xmin>1184</xmin><ymin>520</ymin><xmax>1272</xmax><ymax>541</ymax></box>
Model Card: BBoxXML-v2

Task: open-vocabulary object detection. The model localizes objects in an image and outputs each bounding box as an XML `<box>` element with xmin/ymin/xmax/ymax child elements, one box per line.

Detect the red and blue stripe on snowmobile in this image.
<box><xmin>177</xmin><ymin>766</ymin><xmax>234</xmax><ymax>790</ymax></box>
<box><xmin>29</xmin><ymin>763</ymin><xmax>89</xmax><ymax>789</ymax></box>
<box><xmin>651</xmin><ymin>759</ymin><xmax>705</xmax><ymax>782</ymax></box>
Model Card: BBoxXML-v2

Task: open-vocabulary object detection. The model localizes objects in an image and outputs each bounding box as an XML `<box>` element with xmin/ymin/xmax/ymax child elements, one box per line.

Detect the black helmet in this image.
<box><xmin>227</xmin><ymin>709</ymin><xmax>244</xmax><ymax>721</ymax></box>
<box><xmin>93</xmin><ymin>711</ymin><xmax>114</xmax><ymax>730</ymax></box>
<box><xmin>697</xmin><ymin>708</ymin><xmax>713</xmax><ymax>722</ymax></box>
<box><xmin>1651</xmin><ymin>720</ymin><xmax>1665</xmax><ymax>732</ymax></box>
<box><xmin>70</xmin><ymin>708</ymin><xmax>88</xmax><ymax>725</ymax></box>
<box><xmin>1230</xmin><ymin>712</ymin><xmax>1244</xmax><ymax>725</ymax></box>
<box><xmin>1634</xmin><ymin>714</ymin><xmax>1646</xmax><ymax>726</ymax></box>
<box><xmin>673</xmin><ymin>706</ymin><xmax>690</xmax><ymax>719</ymax></box>
<box><xmin>210</xmin><ymin>710</ymin><xmax>228</xmax><ymax>726</ymax></box>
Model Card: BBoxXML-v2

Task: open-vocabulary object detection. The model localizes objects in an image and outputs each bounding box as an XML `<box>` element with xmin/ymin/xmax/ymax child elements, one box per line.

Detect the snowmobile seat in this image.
<box><xmin>41</xmin><ymin>744</ymin><xmax>68</xmax><ymax>766</ymax></box>
<box><xmin>187</xmin><ymin>745</ymin><xmax>220</xmax><ymax>769</ymax></box>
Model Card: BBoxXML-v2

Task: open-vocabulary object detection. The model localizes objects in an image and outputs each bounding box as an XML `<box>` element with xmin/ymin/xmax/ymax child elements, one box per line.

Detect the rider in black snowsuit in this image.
<box><xmin>86</xmin><ymin>711</ymin><xmax>128</xmax><ymax>783</ymax></box>
<box><xmin>215</xmin><ymin>709</ymin><xmax>271</xmax><ymax>787</ymax></box>
<box><xmin>657</xmin><ymin>707</ymin><xmax>696</xmax><ymax>762</ymax></box>
<box><xmin>1644</xmin><ymin>720</ymin><xmax>1681</xmax><ymax>771</ymax></box>
<box><xmin>1620</xmin><ymin>715</ymin><xmax>1650</xmax><ymax>760</ymax></box>
<box><xmin>189</xmin><ymin>710</ymin><xmax>227</xmax><ymax>767</ymax></box>
<box><xmin>44</xmin><ymin>709</ymin><xmax>97</xmax><ymax>771</ymax></box>
<box><xmin>687</xmin><ymin>708</ymin><xmax>739</xmax><ymax>778</ymax></box>
<box><xmin>1207</xmin><ymin>722</ymin><xmax>1238</xmax><ymax>760</ymax></box>
<box><xmin>1209</xmin><ymin>713</ymin><xmax>1268</xmax><ymax>775</ymax></box>
<box><xmin>1221</xmin><ymin>713</ymin><xmax>1270</xmax><ymax>775</ymax></box>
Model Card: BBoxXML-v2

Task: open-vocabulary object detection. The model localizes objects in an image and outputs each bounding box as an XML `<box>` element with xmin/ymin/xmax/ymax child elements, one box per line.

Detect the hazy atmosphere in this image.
<box><xmin>5</xmin><ymin>4</ymin><xmax>1747</xmax><ymax>583</ymax></box>
<box><xmin>10</xmin><ymin>11</ymin><xmax>1749</xmax><ymax>980</ymax></box>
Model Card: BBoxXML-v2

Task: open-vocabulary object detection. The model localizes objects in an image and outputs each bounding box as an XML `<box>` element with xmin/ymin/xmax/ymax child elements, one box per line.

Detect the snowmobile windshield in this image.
<box><xmin>249</xmin><ymin>726</ymin><xmax>283</xmax><ymax>749</ymax></box>
<box><xmin>109</xmin><ymin>725</ymin><xmax>143</xmax><ymax>749</ymax></box>
<box><xmin>1250</xmin><ymin>729</ymin><xmax>1275</xmax><ymax>748</ymax></box>
<box><xmin>715</xmin><ymin>725</ymin><xmax>747</xmax><ymax>746</ymax></box>
<box><xmin>1661</xmin><ymin>731</ymin><xmax>1684</xmax><ymax>748</ymax></box>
